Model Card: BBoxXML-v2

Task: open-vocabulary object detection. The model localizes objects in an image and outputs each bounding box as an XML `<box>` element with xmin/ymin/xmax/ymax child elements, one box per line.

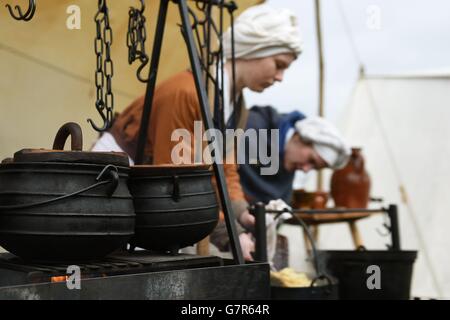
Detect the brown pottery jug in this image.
<box><xmin>330</xmin><ymin>148</ymin><xmax>371</xmax><ymax>208</ymax></box>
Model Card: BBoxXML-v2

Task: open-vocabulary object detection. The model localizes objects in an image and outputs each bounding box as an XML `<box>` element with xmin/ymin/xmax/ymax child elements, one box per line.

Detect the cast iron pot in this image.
<box><xmin>271</xmin><ymin>275</ymin><xmax>339</xmax><ymax>300</ymax></box>
<box><xmin>128</xmin><ymin>164</ymin><xmax>219</xmax><ymax>253</ymax></box>
<box><xmin>0</xmin><ymin>123</ymin><xmax>135</xmax><ymax>262</ymax></box>
<box><xmin>316</xmin><ymin>249</ymin><xmax>417</xmax><ymax>300</ymax></box>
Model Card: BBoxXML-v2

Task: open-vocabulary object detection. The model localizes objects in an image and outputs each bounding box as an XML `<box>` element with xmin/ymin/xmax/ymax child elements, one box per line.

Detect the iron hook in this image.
<box><xmin>136</xmin><ymin>56</ymin><xmax>150</xmax><ymax>83</ymax></box>
<box><xmin>5</xmin><ymin>0</ymin><xmax>36</xmax><ymax>21</ymax></box>
<box><xmin>87</xmin><ymin>102</ymin><xmax>112</xmax><ymax>132</ymax></box>
<box><xmin>129</xmin><ymin>0</ymin><xmax>145</xmax><ymax>14</ymax></box>
<box><xmin>376</xmin><ymin>223</ymin><xmax>392</xmax><ymax>237</ymax></box>
<box><xmin>139</xmin><ymin>0</ymin><xmax>145</xmax><ymax>14</ymax></box>
<box><xmin>98</xmin><ymin>0</ymin><xmax>106</xmax><ymax>11</ymax></box>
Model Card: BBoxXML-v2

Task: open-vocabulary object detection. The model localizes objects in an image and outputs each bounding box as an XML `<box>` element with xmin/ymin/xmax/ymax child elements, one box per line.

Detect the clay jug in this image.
<box><xmin>330</xmin><ymin>148</ymin><xmax>371</xmax><ymax>208</ymax></box>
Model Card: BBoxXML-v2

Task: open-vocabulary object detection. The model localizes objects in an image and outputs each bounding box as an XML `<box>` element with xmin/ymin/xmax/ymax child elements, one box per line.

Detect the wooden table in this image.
<box><xmin>286</xmin><ymin>209</ymin><xmax>384</xmax><ymax>250</ymax></box>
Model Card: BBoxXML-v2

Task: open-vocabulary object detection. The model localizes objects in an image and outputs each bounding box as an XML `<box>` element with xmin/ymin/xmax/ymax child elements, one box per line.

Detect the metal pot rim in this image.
<box><xmin>130</xmin><ymin>164</ymin><xmax>211</xmax><ymax>176</ymax></box>
<box><xmin>0</xmin><ymin>161</ymin><xmax>130</xmax><ymax>172</ymax></box>
<box><xmin>12</xmin><ymin>149</ymin><xmax>130</xmax><ymax>167</ymax></box>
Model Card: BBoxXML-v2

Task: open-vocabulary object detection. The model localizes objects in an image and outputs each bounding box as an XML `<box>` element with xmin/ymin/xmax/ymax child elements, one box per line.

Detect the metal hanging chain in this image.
<box><xmin>88</xmin><ymin>0</ymin><xmax>115</xmax><ymax>133</ymax></box>
<box><xmin>5</xmin><ymin>0</ymin><xmax>36</xmax><ymax>21</ymax></box>
<box><xmin>186</xmin><ymin>4</ymin><xmax>218</xmax><ymax>87</ymax></box>
<box><xmin>227</xmin><ymin>1</ymin><xmax>237</xmax><ymax>130</ymax></box>
<box><xmin>127</xmin><ymin>0</ymin><xmax>150</xmax><ymax>83</ymax></box>
<box><xmin>216</xmin><ymin>1</ymin><xmax>225</xmax><ymax>134</ymax></box>
<box><xmin>185</xmin><ymin>0</ymin><xmax>237</xmax><ymax>135</ymax></box>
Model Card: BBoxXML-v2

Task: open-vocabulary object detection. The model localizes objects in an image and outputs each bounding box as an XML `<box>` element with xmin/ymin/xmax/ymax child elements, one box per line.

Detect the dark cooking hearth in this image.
<box><xmin>0</xmin><ymin>250</ymin><xmax>270</xmax><ymax>300</ymax></box>
<box><xmin>0</xmin><ymin>250</ymin><xmax>223</xmax><ymax>288</ymax></box>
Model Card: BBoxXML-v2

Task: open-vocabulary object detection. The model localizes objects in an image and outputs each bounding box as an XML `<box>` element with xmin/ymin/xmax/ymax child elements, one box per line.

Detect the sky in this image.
<box><xmin>244</xmin><ymin>0</ymin><xmax>450</xmax><ymax>122</ymax></box>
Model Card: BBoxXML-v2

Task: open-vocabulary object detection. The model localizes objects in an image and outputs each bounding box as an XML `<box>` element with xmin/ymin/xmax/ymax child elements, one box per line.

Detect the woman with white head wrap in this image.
<box><xmin>239</xmin><ymin>106</ymin><xmax>351</xmax><ymax>267</ymax></box>
<box><xmin>240</xmin><ymin>106</ymin><xmax>351</xmax><ymax>206</ymax></box>
<box><xmin>294</xmin><ymin>117</ymin><xmax>351</xmax><ymax>170</ymax></box>
<box><xmin>218</xmin><ymin>4</ymin><xmax>303</xmax><ymax>155</ymax></box>
<box><xmin>218</xmin><ymin>4</ymin><xmax>303</xmax><ymax>98</ymax></box>
<box><xmin>223</xmin><ymin>4</ymin><xmax>303</xmax><ymax>60</ymax></box>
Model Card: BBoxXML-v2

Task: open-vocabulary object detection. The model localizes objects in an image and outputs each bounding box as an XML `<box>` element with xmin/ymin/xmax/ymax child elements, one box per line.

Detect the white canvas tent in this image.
<box><xmin>288</xmin><ymin>73</ymin><xmax>450</xmax><ymax>299</ymax></box>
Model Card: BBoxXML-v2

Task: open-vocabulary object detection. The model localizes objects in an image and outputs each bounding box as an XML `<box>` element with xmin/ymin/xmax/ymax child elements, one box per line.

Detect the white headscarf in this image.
<box><xmin>223</xmin><ymin>4</ymin><xmax>303</xmax><ymax>60</ymax></box>
<box><xmin>295</xmin><ymin>117</ymin><xmax>351</xmax><ymax>169</ymax></box>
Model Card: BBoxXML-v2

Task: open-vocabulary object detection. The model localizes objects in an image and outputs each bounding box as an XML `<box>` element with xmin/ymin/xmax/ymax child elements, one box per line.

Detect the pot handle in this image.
<box><xmin>311</xmin><ymin>274</ymin><xmax>333</xmax><ymax>288</ymax></box>
<box><xmin>288</xmin><ymin>213</ymin><xmax>333</xmax><ymax>281</ymax></box>
<box><xmin>52</xmin><ymin>122</ymin><xmax>83</xmax><ymax>151</ymax></box>
<box><xmin>310</xmin><ymin>274</ymin><xmax>335</xmax><ymax>296</ymax></box>
<box><xmin>0</xmin><ymin>165</ymin><xmax>119</xmax><ymax>211</ymax></box>
<box><xmin>96</xmin><ymin>165</ymin><xmax>120</xmax><ymax>197</ymax></box>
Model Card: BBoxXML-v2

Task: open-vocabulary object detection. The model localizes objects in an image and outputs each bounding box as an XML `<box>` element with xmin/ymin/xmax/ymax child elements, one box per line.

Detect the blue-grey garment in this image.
<box><xmin>238</xmin><ymin>106</ymin><xmax>306</xmax><ymax>204</ymax></box>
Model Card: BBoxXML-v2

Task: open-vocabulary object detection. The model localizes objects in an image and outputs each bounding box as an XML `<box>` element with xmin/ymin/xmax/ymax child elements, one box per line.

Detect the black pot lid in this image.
<box><xmin>13</xmin><ymin>149</ymin><xmax>130</xmax><ymax>167</ymax></box>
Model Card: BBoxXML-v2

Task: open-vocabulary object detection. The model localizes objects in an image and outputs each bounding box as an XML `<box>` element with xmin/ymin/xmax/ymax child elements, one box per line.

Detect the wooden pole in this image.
<box><xmin>315</xmin><ymin>0</ymin><xmax>325</xmax><ymax>191</ymax></box>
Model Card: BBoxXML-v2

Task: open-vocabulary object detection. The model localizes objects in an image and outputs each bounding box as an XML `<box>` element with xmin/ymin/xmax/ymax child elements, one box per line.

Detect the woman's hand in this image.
<box><xmin>239</xmin><ymin>232</ymin><xmax>255</xmax><ymax>261</ymax></box>
<box><xmin>238</xmin><ymin>210</ymin><xmax>256</xmax><ymax>229</ymax></box>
